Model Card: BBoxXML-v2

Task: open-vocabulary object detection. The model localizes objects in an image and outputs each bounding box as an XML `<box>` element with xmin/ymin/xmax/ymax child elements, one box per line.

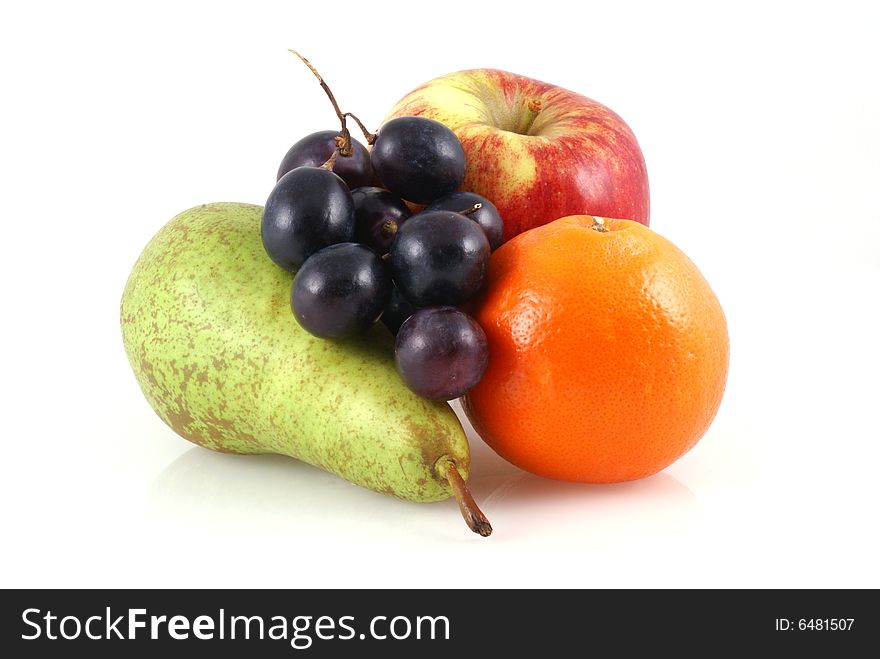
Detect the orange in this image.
<box><xmin>462</xmin><ymin>215</ymin><xmax>729</xmax><ymax>482</ymax></box>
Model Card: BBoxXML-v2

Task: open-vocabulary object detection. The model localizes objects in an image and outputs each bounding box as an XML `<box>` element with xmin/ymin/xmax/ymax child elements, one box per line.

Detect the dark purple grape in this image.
<box><xmin>277</xmin><ymin>130</ymin><xmax>372</xmax><ymax>189</ymax></box>
<box><xmin>395</xmin><ymin>307</ymin><xmax>488</xmax><ymax>400</ymax></box>
<box><xmin>389</xmin><ymin>210</ymin><xmax>490</xmax><ymax>307</ymax></box>
<box><xmin>291</xmin><ymin>243</ymin><xmax>391</xmax><ymax>339</ymax></box>
<box><xmin>351</xmin><ymin>187</ymin><xmax>411</xmax><ymax>255</ymax></box>
<box><xmin>370</xmin><ymin>117</ymin><xmax>466</xmax><ymax>204</ymax></box>
<box><xmin>382</xmin><ymin>285</ymin><xmax>416</xmax><ymax>336</ymax></box>
<box><xmin>425</xmin><ymin>191</ymin><xmax>504</xmax><ymax>251</ymax></box>
<box><xmin>262</xmin><ymin>167</ymin><xmax>355</xmax><ymax>271</ymax></box>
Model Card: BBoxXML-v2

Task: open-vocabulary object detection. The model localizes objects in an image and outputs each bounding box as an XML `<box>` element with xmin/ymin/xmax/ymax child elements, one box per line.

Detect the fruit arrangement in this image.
<box><xmin>121</xmin><ymin>51</ymin><xmax>729</xmax><ymax>537</ymax></box>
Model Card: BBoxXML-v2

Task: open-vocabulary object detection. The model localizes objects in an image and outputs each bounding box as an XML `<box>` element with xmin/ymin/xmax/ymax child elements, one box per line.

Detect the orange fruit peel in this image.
<box><xmin>463</xmin><ymin>215</ymin><xmax>729</xmax><ymax>483</ymax></box>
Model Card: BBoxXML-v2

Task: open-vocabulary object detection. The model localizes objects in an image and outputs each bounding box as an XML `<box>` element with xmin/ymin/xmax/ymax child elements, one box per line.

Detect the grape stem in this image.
<box><xmin>289</xmin><ymin>50</ymin><xmax>378</xmax><ymax>155</ymax></box>
<box><xmin>344</xmin><ymin>112</ymin><xmax>378</xmax><ymax>145</ymax></box>
<box><xmin>458</xmin><ymin>203</ymin><xmax>483</xmax><ymax>217</ymax></box>
<box><xmin>288</xmin><ymin>49</ymin><xmax>354</xmax><ymax>157</ymax></box>
<box><xmin>320</xmin><ymin>148</ymin><xmax>339</xmax><ymax>172</ymax></box>
<box><xmin>380</xmin><ymin>219</ymin><xmax>398</xmax><ymax>238</ymax></box>
<box><xmin>436</xmin><ymin>457</ymin><xmax>493</xmax><ymax>537</ymax></box>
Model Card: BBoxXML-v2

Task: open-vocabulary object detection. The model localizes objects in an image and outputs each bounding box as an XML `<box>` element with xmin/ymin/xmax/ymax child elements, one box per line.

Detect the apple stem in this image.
<box><xmin>459</xmin><ymin>203</ymin><xmax>483</xmax><ymax>217</ymax></box>
<box><xmin>517</xmin><ymin>98</ymin><xmax>543</xmax><ymax>136</ymax></box>
<box><xmin>288</xmin><ymin>49</ymin><xmax>355</xmax><ymax>157</ymax></box>
<box><xmin>436</xmin><ymin>457</ymin><xmax>493</xmax><ymax>537</ymax></box>
<box><xmin>344</xmin><ymin>112</ymin><xmax>378</xmax><ymax>145</ymax></box>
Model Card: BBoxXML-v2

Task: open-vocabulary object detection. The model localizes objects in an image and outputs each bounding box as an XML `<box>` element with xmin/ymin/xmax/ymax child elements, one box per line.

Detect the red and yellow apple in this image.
<box><xmin>384</xmin><ymin>69</ymin><xmax>649</xmax><ymax>239</ymax></box>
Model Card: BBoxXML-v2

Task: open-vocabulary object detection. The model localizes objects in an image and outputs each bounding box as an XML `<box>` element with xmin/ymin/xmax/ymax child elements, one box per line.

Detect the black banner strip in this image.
<box><xmin>1</xmin><ymin>589</ymin><xmax>876</xmax><ymax>656</ymax></box>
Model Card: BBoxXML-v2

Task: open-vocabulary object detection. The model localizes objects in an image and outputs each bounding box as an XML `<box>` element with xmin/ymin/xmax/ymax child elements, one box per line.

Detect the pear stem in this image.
<box><xmin>288</xmin><ymin>49</ymin><xmax>354</xmax><ymax>157</ymax></box>
<box><xmin>458</xmin><ymin>203</ymin><xmax>483</xmax><ymax>217</ymax></box>
<box><xmin>436</xmin><ymin>458</ymin><xmax>492</xmax><ymax>537</ymax></box>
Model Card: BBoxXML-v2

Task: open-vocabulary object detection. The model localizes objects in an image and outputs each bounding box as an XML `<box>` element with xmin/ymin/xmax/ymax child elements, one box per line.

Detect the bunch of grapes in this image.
<box><xmin>260</xmin><ymin>53</ymin><xmax>504</xmax><ymax>401</ymax></box>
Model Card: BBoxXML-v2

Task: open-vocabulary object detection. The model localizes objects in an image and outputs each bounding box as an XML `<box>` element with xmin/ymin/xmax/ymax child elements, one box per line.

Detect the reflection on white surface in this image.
<box><xmin>148</xmin><ymin>448</ymin><xmax>416</xmax><ymax>535</ymax></box>
<box><xmin>148</xmin><ymin>424</ymin><xmax>702</xmax><ymax>549</ymax></box>
<box><xmin>455</xmin><ymin>400</ymin><xmax>703</xmax><ymax>542</ymax></box>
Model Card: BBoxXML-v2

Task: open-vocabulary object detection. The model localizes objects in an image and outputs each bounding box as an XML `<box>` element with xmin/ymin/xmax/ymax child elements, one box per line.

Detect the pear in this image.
<box><xmin>121</xmin><ymin>202</ymin><xmax>490</xmax><ymax>535</ymax></box>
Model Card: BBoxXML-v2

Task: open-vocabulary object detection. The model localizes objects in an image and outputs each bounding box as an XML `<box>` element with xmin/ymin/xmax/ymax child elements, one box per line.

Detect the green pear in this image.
<box><xmin>121</xmin><ymin>202</ymin><xmax>490</xmax><ymax>535</ymax></box>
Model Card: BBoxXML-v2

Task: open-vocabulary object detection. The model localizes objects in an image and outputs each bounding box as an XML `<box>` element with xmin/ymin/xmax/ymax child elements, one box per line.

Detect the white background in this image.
<box><xmin>1</xmin><ymin>0</ymin><xmax>878</xmax><ymax>588</ymax></box>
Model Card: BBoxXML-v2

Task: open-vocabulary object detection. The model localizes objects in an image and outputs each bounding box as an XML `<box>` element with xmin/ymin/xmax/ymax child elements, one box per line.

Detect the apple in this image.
<box><xmin>384</xmin><ymin>69</ymin><xmax>649</xmax><ymax>239</ymax></box>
